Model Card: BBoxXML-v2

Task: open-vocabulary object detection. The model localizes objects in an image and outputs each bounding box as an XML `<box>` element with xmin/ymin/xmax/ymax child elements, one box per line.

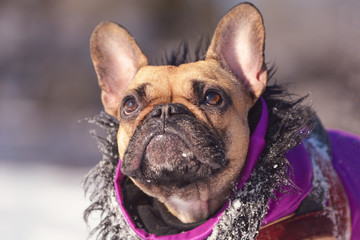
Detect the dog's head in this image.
<box><xmin>90</xmin><ymin>3</ymin><xmax>267</xmax><ymax>223</ymax></box>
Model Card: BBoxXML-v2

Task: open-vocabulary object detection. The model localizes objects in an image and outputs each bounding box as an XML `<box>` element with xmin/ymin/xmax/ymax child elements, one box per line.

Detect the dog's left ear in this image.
<box><xmin>206</xmin><ymin>3</ymin><xmax>267</xmax><ymax>101</ymax></box>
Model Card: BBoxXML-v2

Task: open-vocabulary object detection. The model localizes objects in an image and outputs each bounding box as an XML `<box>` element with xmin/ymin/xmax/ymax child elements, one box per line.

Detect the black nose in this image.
<box><xmin>150</xmin><ymin>103</ymin><xmax>191</xmax><ymax>119</ymax></box>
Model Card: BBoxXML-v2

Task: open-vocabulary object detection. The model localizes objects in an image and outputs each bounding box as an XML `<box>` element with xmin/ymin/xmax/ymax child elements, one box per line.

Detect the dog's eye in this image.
<box><xmin>205</xmin><ymin>91</ymin><xmax>222</xmax><ymax>106</ymax></box>
<box><xmin>123</xmin><ymin>97</ymin><xmax>139</xmax><ymax>115</ymax></box>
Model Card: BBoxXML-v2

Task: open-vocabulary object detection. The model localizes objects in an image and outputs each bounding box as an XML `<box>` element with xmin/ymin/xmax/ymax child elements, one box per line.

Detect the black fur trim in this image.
<box><xmin>154</xmin><ymin>37</ymin><xmax>209</xmax><ymax>66</ymax></box>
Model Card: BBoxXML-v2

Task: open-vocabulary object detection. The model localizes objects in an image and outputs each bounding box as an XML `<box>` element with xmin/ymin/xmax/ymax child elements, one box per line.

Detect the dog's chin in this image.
<box><xmin>129</xmin><ymin>156</ymin><xmax>233</xmax><ymax>223</ymax></box>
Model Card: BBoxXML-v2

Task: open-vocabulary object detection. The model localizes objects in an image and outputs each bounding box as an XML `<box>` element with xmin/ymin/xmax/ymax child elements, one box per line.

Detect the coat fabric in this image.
<box><xmin>329</xmin><ymin>130</ymin><xmax>360</xmax><ymax>238</ymax></box>
<box><xmin>84</xmin><ymin>85</ymin><xmax>359</xmax><ymax>239</ymax></box>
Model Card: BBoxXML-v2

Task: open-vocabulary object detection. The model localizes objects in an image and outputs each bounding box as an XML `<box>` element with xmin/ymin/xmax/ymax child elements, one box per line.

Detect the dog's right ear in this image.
<box><xmin>90</xmin><ymin>22</ymin><xmax>148</xmax><ymax>117</ymax></box>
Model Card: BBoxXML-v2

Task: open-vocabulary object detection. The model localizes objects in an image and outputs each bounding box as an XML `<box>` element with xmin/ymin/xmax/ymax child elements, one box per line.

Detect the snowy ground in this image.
<box><xmin>0</xmin><ymin>162</ymin><xmax>92</xmax><ymax>240</ymax></box>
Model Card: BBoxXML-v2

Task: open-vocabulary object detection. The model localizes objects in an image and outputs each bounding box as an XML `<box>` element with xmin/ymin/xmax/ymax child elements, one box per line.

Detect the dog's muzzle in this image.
<box><xmin>121</xmin><ymin>103</ymin><xmax>229</xmax><ymax>185</ymax></box>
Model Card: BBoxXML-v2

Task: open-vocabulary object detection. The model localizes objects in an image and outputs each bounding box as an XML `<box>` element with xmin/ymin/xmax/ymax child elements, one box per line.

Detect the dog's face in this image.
<box><xmin>90</xmin><ymin>3</ymin><xmax>267</xmax><ymax>223</ymax></box>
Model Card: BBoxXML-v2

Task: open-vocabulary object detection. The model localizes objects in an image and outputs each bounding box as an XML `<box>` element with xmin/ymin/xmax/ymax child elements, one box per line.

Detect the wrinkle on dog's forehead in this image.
<box><xmin>175</xmin><ymin>61</ymin><xmax>241</xmax><ymax>90</ymax></box>
<box><xmin>129</xmin><ymin>65</ymin><xmax>173</xmax><ymax>102</ymax></box>
<box><xmin>130</xmin><ymin>61</ymin><xmax>246</xmax><ymax>101</ymax></box>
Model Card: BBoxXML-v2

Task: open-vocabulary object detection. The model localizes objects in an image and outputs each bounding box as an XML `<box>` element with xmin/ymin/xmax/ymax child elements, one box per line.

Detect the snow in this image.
<box><xmin>0</xmin><ymin>161</ymin><xmax>93</xmax><ymax>240</ymax></box>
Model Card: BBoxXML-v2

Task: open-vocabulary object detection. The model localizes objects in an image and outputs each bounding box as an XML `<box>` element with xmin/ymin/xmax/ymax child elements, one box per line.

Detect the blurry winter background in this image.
<box><xmin>0</xmin><ymin>0</ymin><xmax>359</xmax><ymax>239</ymax></box>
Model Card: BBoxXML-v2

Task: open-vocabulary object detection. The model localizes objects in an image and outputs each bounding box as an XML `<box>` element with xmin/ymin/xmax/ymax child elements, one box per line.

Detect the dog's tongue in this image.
<box><xmin>145</xmin><ymin>134</ymin><xmax>191</xmax><ymax>169</ymax></box>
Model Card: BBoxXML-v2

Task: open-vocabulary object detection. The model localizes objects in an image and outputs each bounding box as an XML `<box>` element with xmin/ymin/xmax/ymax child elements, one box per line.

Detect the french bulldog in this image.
<box><xmin>90</xmin><ymin>3</ymin><xmax>267</xmax><ymax>224</ymax></box>
<box><xmin>86</xmin><ymin>2</ymin><xmax>360</xmax><ymax>239</ymax></box>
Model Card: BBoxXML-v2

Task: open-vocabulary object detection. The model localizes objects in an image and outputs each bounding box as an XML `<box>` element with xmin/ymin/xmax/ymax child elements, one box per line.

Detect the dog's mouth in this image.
<box><xmin>121</xmin><ymin>117</ymin><xmax>229</xmax><ymax>188</ymax></box>
<box><xmin>144</xmin><ymin>133</ymin><xmax>196</xmax><ymax>175</ymax></box>
<box><xmin>141</xmin><ymin>133</ymin><xmax>218</xmax><ymax>186</ymax></box>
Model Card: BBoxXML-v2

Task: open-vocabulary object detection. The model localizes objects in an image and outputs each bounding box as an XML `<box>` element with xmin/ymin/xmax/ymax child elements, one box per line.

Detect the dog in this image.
<box><xmin>84</xmin><ymin>3</ymin><xmax>360</xmax><ymax>239</ymax></box>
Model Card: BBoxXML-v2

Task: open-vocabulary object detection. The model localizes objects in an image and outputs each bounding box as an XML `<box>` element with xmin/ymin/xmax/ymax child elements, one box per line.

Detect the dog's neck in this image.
<box><xmin>165</xmin><ymin>194</ymin><xmax>229</xmax><ymax>223</ymax></box>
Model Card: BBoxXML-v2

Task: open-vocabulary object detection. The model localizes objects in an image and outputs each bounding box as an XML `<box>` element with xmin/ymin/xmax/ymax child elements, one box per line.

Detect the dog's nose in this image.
<box><xmin>150</xmin><ymin>103</ymin><xmax>190</xmax><ymax>119</ymax></box>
